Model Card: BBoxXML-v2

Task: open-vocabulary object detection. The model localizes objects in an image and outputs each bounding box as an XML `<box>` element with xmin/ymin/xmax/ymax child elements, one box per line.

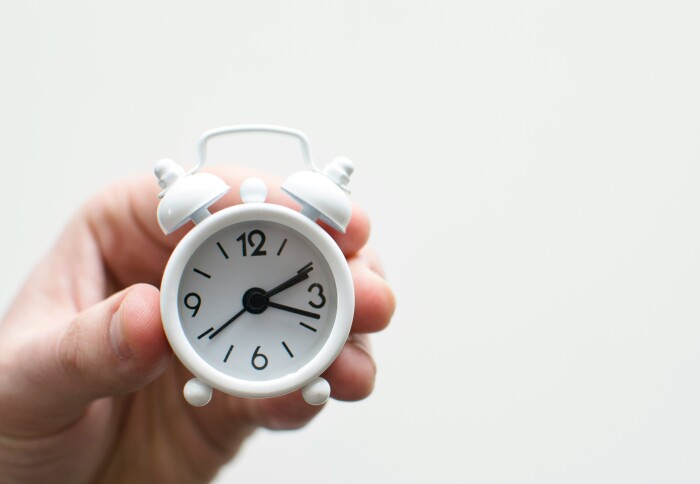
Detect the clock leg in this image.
<box><xmin>302</xmin><ymin>377</ymin><xmax>331</xmax><ymax>405</ymax></box>
<box><xmin>184</xmin><ymin>377</ymin><xmax>213</xmax><ymax>407</ymax></box>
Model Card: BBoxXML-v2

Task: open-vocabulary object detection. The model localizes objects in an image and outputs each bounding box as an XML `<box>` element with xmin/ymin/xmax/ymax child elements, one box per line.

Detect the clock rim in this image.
<box><xmin>160</xmin><ymin>203</ymin><xmax>354</xmax><ymax>398</ymax></box>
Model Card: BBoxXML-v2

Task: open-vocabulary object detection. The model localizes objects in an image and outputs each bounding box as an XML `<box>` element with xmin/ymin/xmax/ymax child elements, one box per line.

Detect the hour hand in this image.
<box><xmin>267</xmin><ymin>301</ymin><xmax>321</xmax><ymax>320</ymax></box>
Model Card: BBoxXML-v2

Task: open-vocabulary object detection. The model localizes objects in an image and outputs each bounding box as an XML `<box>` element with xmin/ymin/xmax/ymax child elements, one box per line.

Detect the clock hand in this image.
<box><xmin>263</xmin><ymin>262</ymin><xmax>314</xmax><ymax>299</ymax></box>
<box><xmin>267</xmin><ymin>301</ymin><xmax>321</xmax><ymax>320</ymax></box>
<box><xmin>208</xmin><ymin>307</ymin><xmax>247</xmax><ymax>339</ymax></box>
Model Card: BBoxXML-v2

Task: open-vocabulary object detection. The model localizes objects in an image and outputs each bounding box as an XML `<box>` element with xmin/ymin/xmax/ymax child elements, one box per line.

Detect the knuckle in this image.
<box><xmin>57</xmin><ymin>322</ymin><xmax>84</xmax><ymax>381</ymax></box>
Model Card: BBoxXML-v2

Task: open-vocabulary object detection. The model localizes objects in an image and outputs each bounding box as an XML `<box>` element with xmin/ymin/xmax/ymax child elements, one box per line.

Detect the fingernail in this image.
<box><xmin>110</xmin><ymin>308</ymin><xmax>132</xmax><ymax>359</ymax></box>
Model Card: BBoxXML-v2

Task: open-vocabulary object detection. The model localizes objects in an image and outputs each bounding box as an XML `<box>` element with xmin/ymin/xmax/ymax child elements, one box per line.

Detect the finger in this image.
<box><xmin>316</xmin><ymin>204</ymin><xmax>370</xmax><ymax>257</ymax></box>
<box><xmin>235</xmin><ymin>390</ymin><xmax>325</xmax><ymax>431</ymax></box>
<box><xmin>81</xmin><ymin>166</ymin><xmax>371</xmax><ymax>290</ymax></box>
<box><xmin>349</xmin><ymin>256</ymin><xmax>396</xmax><ymax>333</ymax></box>
<box><xmin>314</xmin><ymin>334</ymin><xmax>376</xmax><ymax>401</ymax></box>
<box><xmin>10</xmin><ymin>284</ymin><xmax>171</xmax><ymax>433</ymax></box>
<box><xmin>354</xmin><ymin>246</ymin><xmax>386</xmax><ymax>277</ymax></box>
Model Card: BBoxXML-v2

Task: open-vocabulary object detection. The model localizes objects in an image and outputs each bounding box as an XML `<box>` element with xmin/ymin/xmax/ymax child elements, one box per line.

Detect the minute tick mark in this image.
<box><xmin>197</xmin><ymin>327</ymin><xmax>214</xmax><ymax>339</ymax></box>
<box><xmin>281</xmin><ymin>341</ymin><xmax>294</xmax><ymax>358</ymax></box>
<box><xmin>223</xmin><ymin>344</ymin><xmax>234</xmax><ymax>362</ymax></box>
<box><xmin>193</xmin><ymin>268</ymin><xmax>211</xmax><ymax>279</ymax></box>
<box><xmin>299</xmin><ymin>322</ymin><xmax>317</xmax><ymax>332</ymax></box>
<box><xmin>276</xmin><ymin>238</ymin><xmax>288</xmax><ymax>256</ymax></box>
<box><xmin>216</xmin><ymin>242</ymin><xmax>229</xmax><ymax>260</ymax></box>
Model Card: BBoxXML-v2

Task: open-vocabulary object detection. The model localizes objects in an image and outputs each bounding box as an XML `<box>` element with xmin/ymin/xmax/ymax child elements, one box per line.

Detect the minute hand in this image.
<box><xmin>264</xmin><ymin>262</ymin><xmax>313</xmax><ymax>298</ymax></box>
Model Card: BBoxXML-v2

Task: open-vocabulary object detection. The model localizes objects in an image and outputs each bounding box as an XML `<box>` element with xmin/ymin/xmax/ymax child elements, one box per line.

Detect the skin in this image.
<box><xmin>0</xmin><ymin>167</ymin><xmax>395</xmax><ymax>483</ymax></box>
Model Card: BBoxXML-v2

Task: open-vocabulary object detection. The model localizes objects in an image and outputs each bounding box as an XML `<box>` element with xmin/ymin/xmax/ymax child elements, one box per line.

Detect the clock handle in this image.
<box><xmin>192</xmin><ymin>125</ymin><xmax>320</xmax><ymax>175</ymax></box>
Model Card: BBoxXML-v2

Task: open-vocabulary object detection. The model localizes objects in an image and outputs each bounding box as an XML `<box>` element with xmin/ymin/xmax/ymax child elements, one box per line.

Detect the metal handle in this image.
<box><xmin>191</xmin><ymin>125</ymin><xmax>318</xmax><ymax>175</ymax></box>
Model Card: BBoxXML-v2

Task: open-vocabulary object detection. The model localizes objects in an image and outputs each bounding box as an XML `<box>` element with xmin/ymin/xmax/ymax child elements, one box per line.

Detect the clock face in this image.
<box><xmin>176</xmin><ymin>219</ymin><xmax>338</xmax><ymax>382</ymax></box>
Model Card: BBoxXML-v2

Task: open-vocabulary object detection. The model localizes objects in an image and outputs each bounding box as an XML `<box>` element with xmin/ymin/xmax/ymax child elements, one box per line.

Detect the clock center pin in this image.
<box><xmin>243</xmin><ymin>287</ymin><xmax>268</xmax><ymax>314</ymax></box>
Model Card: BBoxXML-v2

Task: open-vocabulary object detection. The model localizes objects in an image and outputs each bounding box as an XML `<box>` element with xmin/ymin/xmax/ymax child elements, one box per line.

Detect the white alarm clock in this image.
<box><xmin>153</xmin><ymin>126</ymin><xmax>355</xmax><ymax>407</ymax></box>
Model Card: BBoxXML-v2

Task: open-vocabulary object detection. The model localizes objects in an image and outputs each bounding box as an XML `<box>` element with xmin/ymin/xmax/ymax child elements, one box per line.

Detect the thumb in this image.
<box><xmin>12</xmin><ymin>284</ymin><xmax>171</xmax><ymax>433</ymax></box>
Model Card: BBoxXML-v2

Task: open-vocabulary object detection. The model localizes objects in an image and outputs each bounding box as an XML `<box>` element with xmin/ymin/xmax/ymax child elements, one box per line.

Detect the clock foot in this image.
<box><xmin>184</xmin><ymin>378</ymin><xmax>213</xmax><ymax>407</ymax></box>
<box><xmin>302</xmin><ymin>377</ymin><xmax>330</xmax><ymax>405</ymax></box>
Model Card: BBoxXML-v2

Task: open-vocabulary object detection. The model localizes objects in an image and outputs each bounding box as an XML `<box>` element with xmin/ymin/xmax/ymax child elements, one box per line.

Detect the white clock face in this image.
<box><xmin>176</xmin><ymin>220</ymin><xmax>338</xmax><ymax>382</ymax></box>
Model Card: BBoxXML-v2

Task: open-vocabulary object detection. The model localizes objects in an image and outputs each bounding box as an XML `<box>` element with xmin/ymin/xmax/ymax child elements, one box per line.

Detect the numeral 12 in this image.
<box><xmin>236</xmin><ymin>230</ymin><xmax>267</xmax><ymax>256</ymax></box>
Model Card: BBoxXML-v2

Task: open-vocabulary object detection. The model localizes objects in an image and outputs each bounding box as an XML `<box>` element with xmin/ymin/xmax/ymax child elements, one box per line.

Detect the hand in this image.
<box><xmin>0</xmin><ymin>166</ymin><xmax>395</xmax><ymax>483</ymax></box>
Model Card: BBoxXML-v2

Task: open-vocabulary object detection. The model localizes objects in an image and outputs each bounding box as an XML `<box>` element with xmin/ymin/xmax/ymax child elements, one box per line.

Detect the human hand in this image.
<box><xmin>0</xmin><ymin>167</ymin><xmax>395</xmax><ymax>483</ymax></box>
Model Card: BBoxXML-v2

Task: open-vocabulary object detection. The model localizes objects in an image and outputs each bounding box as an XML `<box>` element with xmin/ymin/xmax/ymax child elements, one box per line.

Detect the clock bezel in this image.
<box><xmin>160</xmin><ymin>203</ymin><xmax>354</xmax><ymax>398</ymax></box>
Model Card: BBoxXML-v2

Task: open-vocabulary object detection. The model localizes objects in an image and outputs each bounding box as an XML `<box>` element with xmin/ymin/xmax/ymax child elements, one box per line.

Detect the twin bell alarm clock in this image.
<box><xmin>153</xmin><ymin>125</ymin><xmax>355</xmax><ymax>407</ymax></box>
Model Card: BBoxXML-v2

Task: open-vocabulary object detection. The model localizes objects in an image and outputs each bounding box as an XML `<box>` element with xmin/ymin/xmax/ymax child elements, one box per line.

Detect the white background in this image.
<box><xmin>1</xmin><ymin>1</ymin><xmax>700</xmax><ymax>483</ymax></box>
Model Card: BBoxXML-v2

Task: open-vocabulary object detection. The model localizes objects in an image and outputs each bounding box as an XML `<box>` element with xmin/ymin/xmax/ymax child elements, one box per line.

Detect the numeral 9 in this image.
<box><xmin>184</xmin><ymin>292</ymin><xmax>201</xmax><ymax>317</ymax></box>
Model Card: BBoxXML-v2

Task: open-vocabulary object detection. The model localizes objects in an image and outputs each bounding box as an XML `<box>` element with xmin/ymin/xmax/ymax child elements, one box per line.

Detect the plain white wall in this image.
<box><xmin>2</xmin><ymin>1</ymin><xmax>700</xmax><ymax>483</ymax></box>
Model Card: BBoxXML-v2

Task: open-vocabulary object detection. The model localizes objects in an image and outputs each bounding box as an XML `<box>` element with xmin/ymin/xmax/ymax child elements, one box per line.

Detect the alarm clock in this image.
<box><xmin>153</xmin><ymin>125</ymin><xmax>355</xmax><ymax>407</ymax></box>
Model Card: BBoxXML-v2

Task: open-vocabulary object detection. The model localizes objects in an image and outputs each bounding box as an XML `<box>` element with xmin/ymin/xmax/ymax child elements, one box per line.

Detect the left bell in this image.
<box><xmin>154</xmin><ymin>159</ymin><xmax>230</xmax><ymax>235</ymax></box>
